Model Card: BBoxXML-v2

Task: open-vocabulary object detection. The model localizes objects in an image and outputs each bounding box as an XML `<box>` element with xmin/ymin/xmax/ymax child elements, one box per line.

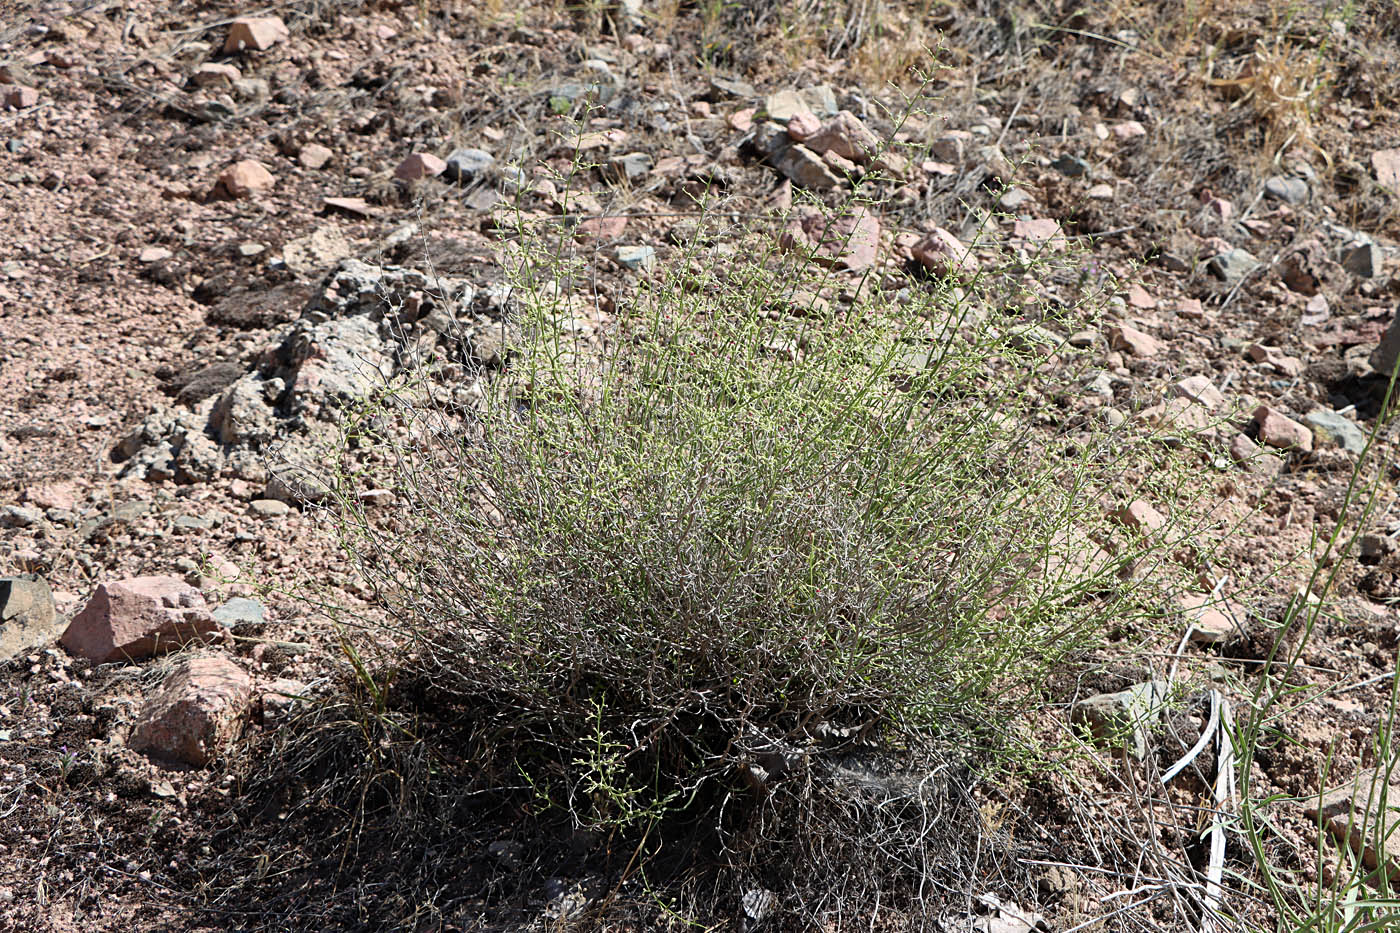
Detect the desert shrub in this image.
<box><xmin>320</xmin><ymin>201</ymin><xmax>1184</xmax><ymax>925</ymax></box>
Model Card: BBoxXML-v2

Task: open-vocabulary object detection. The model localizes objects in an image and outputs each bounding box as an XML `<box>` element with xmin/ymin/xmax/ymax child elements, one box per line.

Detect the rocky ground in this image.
<box><xmin>3</xmin><ymin>0</ymin><xmax>1400</xmax><ymax>930</ymax></box>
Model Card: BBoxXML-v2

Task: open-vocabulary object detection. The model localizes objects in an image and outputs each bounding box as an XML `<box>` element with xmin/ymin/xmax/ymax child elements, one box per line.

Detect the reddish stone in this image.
<box><xmin>727</xmin><ymin>108</ymin><xmax>754</xmax><ymax>132</ymax></box>
<box><xmin>1253</xmin><ymin>405</ymin><xmax>1313</xmax><ymax>452</ymax></box>
<box><xmin>394</xmin><ymin>152</ymin><xmax>447</xmax><ymax>181</ymax></box>
<box><xmin>224</xmin><ymin>16</ymin><xmax>289</xmax><ymax>54</ymax></box>
<box><xmin>1179</xmin><ymin>593</ymin><xmax>1238</xmax><ymax>645</ymax></box>
<box><xmin>911</xmin><ymin>227</ymin><xmax>979</xmax><ymax>279</ymax></box>
<box><xmin>576</xmin><ymin>216</ymin><xmax>627</xmax><ymax>240</ymax></box>
<box><xmin>1107</xmin><ymin>324</ymin><xmax>1164</xmax><ymax>358</ymax></box>
<box><xmin>803</xmin><ymin>110</ymin><xmax>880</xmax><ymax>162</ymax></box>
<box><xmin>1114</xmin><ymin>499</ymin><xmax>1166</xmax><ymax>533</ymax></box>
<box><xmin>1229</xmin><ymin>432</ymin><xmax>1280</xmax><ymax>475</ymax></box>
<box><xmin>60</xmin><ymin>575</ymin><xmax>217</xmax><ymax>663</ymax></box>
<box><xmin>322</xmin><ymin>196</ymin><xmax>372</xmax><ymax>217</ymax></box>
<box><xmin>217</xmin><ymin>160</ymin><xmax>275</xmax><ymax>198</ymax></box>
<box><xmin>192</xmin><ymin>62</ymin><xmax>240</xmax><ymax>87</ymax></box>
<box><xmin>3</xmin><ymin>85</ymin><xmax>38</xmax><ymax>109</ymax></box>
<box><xmin>130</xmin><ymin>656</ymin><xmax>252</xmax><ymax>766</ymax></box>
<box><xmin>1372</xmin><ymin>149</ymin><xmax>1400</xmax><ymax>190</ymax></box>
<box><xmin>786</xmin><ymin>110</ymin><xmax>821</xmax><ymax>142</ymax></box>
<box><xmin>1172</xmin><ymin>375</ymin><xmax>1224</xmax><ymax>409</ymax></box>
<box><xmin>1125</xmin><ymin>283</ymin><xmax>1156</xmax><ymax>309</ymax></box>
<box><xmin>779</xmin><ymin>207</ymin><xmax>880</xmax><ymax>271</ymax></box>
<box><xmin>1247</xmin><ymin>344</ymin><xmax>1304</xmax><ymax>377</ymax></box>
<box><xmin>298</xmin><ymin>143</ymin><xmax>333</xmax><ymax>169</ymax></box>
<box><xmin>23</xmin><ymin>482</ymin><xmax>76</xmax><ymax>511</ymax></box>
<box><xmin>1013</xmin><ymin>217</ymin><xmax>1065</xmax><ymax>248</ymax></box>
<box><xmin>1176</xmin><ymin>298</ymin><xmax>1207</xmax><ymax>320</ymax></box>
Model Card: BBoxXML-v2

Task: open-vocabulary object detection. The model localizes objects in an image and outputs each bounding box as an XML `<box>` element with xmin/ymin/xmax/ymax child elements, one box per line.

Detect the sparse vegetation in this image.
<box><xmin>296</xmin><ymin>181</ymin><xmax>1218</xmax><ymax>926</ymax></box>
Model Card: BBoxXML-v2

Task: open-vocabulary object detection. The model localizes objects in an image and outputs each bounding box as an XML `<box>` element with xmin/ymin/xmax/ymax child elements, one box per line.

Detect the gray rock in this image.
<box><xmin>444</xmin><ymin>147</ymin><xmax>495</xmax><ymax>184</ymax></box>
<box><xmin>212</xmin><ymin>597</ymin><xmax>266</xmax><ymax>632</ymax></box>
<box><xmin>1371</xmin><ymin>313</ymin><xmax>1400</xmax><ymax>377</ymax></box>
<box><xmin>1360</xmin><ymin>533</ymin><xmax>1396</xmax><ymax>562</ymax></box>
<box><xmin>709</xmin><ymin>75</ymin><xmax>756</xmax><ymax>99</ymax></box>
<box><xmin>1208</xmin><ymin>248</ymin><xmax>1258</xmax><ymax>282</ymax></box>
<box><xmin>211</xmin><ymin>377</ymin><xmax>278</xmax><ymax>449</ymax></box>
<box><xmin>614</xmin><ymin>245</ymin><xmax>657</xmax><ymax>272</ymax></box>
<box><xmin>1342</xmin><ymin>241</ymin><xmax>1383</xmax><ymax>278</ymax></box>
<box><xmin>1052</xmin><ymin>153</ymin><xmax>1090</xmax><ymax>177</ymax></box>
<box><xmin>0</xmin><ymin>575</ymin><xmax>55</xmax><ymax>662</ymax></box>
<box><xmin>763</xmin><ymin>85</ymin><xmax>838</xmax><ymax>121</ymax></box>
<box><xmin>998</xmin><ymin>187</ymin><xmax>1033</xmax><ymax>210</ymax></box>
<box><xmin>174</xmin><ymin>431</ymin><xmax>223</xmax><ymax>484</ymax></box>
<box><xmin>1071</xmin><ymin>680</ymin><xmax>1170</xmax><ymax>759</ymax></box>
<box><xmin>609</xmin><ymin>151</ymin><xmax>652</xmax><ymax>183</ymax></box>
<box><xmin>750</xmin><ymin>120</ymin><xmax>790</xmax><ymax>157</ymax></box>
<box><xmin>1305</xmin><ymin>409</ymin><xmax>1368</xmax><ymax>454</ymax></box>
<box><xmin>0</xmin><ymin>505</ymin><xmax>42</xmax><ymax>528</ymax></box>
<box><xmin>770</xmin><ymin>143</ymin><xmax>841</xmax><ymax>190</ymax></box>
<box><xmin>120</xmin><ymin>259</ymin><xmax>481</xmax><ymax>486</ymax></box>
<box><xmin>232</xmin><ymin>77</ymin><xmax>269</xmax><ymax>101</ymax></box>
<box><xmin>265</xmin><ymin>465</ymin><xmax>331</xmax><ymax>504</ymax></box>
<box><xmin>175</xmin><ymin>361</ymin><xmax>245</xmax><ymax>408</ymax></box>
<box><xmin>552</xmin><ymin>61</ymin><xmax>623</xmax><ymax>107</ymax></box>
<box><xmin>468</xmin><ymin>321</ymin><xmax>521</xmax><ymax>367</ymax></box>
<box><xmin>1264</xmin><ymin>175</ymin><xmax>1309</xmax><ymax>204</ymax></box>
<box><xmin>249</xmin><ymin>498</ymin><xmax>290</xmax><ymax>517</ymax></box>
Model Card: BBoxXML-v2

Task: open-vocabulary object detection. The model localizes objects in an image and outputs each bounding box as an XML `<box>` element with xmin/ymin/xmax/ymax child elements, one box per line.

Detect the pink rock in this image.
<box><xmin>130</xmin><ymin>656</ymin><xmax>251</xmax><ymax>766</ymax></box>
<box><xmin>1114</xmin><ymin>499</ymin><xmax>1166</xmax><ymax>533</ymax></box>
<box><xmin>3</xmin><ymin>85</ymin><xmax>39</xmax><ymax>109</ymax></box>
<box><xmin>224</xmin><ymin>16</ymin><xmax>289</xmax><ymax>53</ymax></box>
<box><xmin>1179</xmin><ymin>593</ymin><xmax>1238</xmax><ymax>645</ymax></box>
<box><xmin>1205</xmin><ymin>196</ymin><xmax>1232</xmax><ymax>221</ymax></box>
<box><xmin>1111</xmin><ymin>121</ymin><xmax>1146</xmax><ymax>139</ymax></box>
<box><xmin>298</xmin><ymin>143</ymin><xmax>333</xmax><ymax>169</ymax></box>
<box><xmin>1125</xmin><ymin>283</ymin><xmax>1156</xmax><ymax>309</ymax></box>
<box><xmin>1229</xmin><ymin>432</ymin><xmax>1258</xmax><ymax>464</ymax></box>
<box><xmin>911</xmin><ymin>227</ymin><xmax>979</xmax><ymax>279</ymax></box>
<box><xmin>60</xmin><ymin>576</ymin><xmax>217</xmax><ymax>663</ymax></box>
<box><xmin>728</xmin><ymin>108</ymin><xmax>754</xmax><ymax>132</ymax></box>
<box><xmin>322</xmin><ymin>196</ymin><xmax>372</xmax><ymax>217</ymax></box>
<box><xmin>1372</xmin><ymin>148</ymin><xmax>1400</xmax><ymax>190</ymax></box>
<box><xmin>1247</xmin><ymin>344</ymin><xmax>1304</xmax><ymax>378</ymax></box>
<box><xmin>394</xmin><ymin>152</ymin><xmax>447</xmax><ymax>181</ymax></box>
<box><xmin>576</xmin><ymin>216</ymin><xmax>627</xmax><ymax>240</ymax></box>
<box><xmin>1172</xmin><ymin>375</ymin><xmax>1224</xmax><ymax>409</ymax></box>
<box><xmin>1139</xmin><ymin>397</ymin><xmax>1209</xmax><ymax>434</ymax></box>
<box><xmin>1177</xmin><ymin>298</ymin><xmax>1207</xmax><ymax>320</ymax></box>
<box><xmin>786</xmin><ymin>110</ymin><xmax>821</xmax><ymax>142</ymax></box>
<box><xmin>217</xmin><ymin>160</ymin><xmax>274</xmax><ymax>198</ymax></box>
<box><xmin>1253</xmin><ymin>405</ymin><xmax>1313</xmax><ymax>452</ymax></box>
<box><xmin>800</xmin><ymin>109</ymin><xmax>907</xmax><ymax>174</ymax></box>
<box><xmin>23</xmin><ymin>482</ymin><xmax>76</xmax><ymax>511</ymax></box>
<box><xmin>1107</xmin><ymin>324</ymin><xmax>1163</xmax><ymax>358</ymax></box>
<box><xmin>1013</xmin><ymin>217</ymin><xmax>1065</xmax><ymax>248</ymax></box>
<box><xmin>802</xmin><ymin>110</ymin><xmax>881</xmax><ymax>162</ymax></box>
<box><xmin>192</xmin><ymin>62</ymin><xmax>241</xmax><ymax>87</ymax></box>
<box><xmin>779</xmin><ymin>207</ymin><xmax>881</xmax><ymax>271</ymax></box>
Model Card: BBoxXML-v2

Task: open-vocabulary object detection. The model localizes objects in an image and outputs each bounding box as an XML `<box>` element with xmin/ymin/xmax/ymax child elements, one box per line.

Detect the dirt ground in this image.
<box><xmin>3</xmin><ymin>0</ymin><xmax>1400</xmax><ymax>930</ymax></box>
